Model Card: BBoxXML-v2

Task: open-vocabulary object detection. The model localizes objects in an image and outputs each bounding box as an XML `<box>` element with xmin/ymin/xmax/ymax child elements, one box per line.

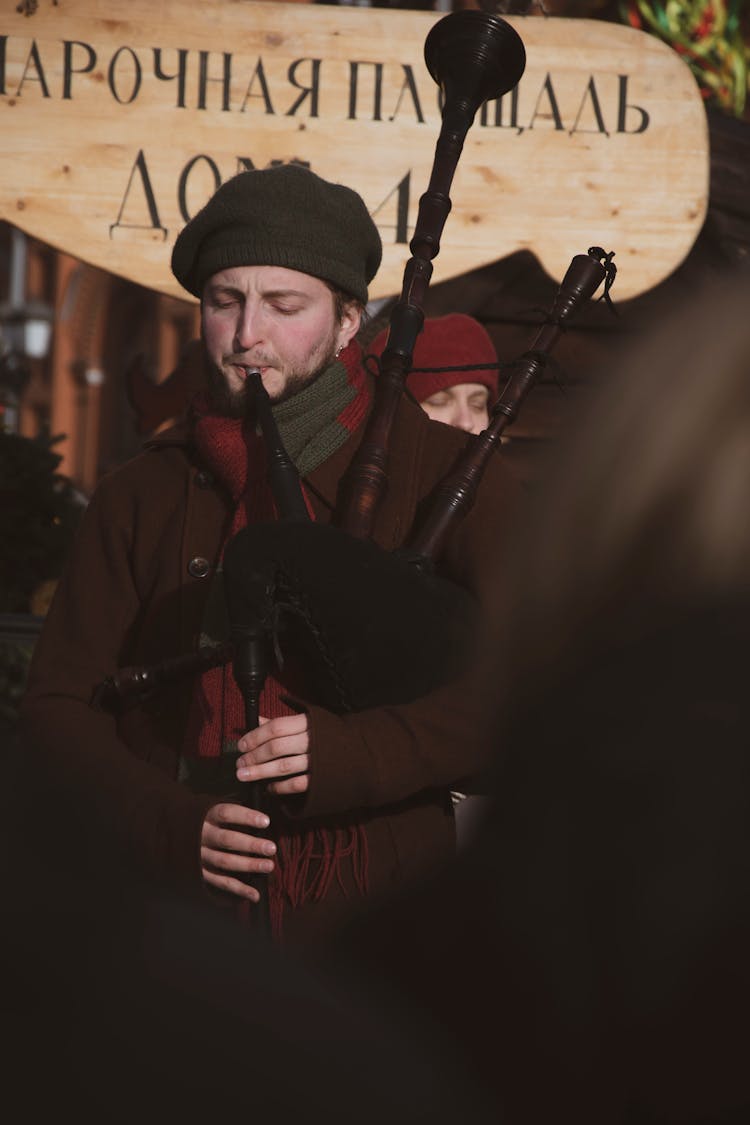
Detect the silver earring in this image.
<box><xmin>335</xmin><ymin>344</ymin><xmax>343</xmax><ymax>358</ymax></box>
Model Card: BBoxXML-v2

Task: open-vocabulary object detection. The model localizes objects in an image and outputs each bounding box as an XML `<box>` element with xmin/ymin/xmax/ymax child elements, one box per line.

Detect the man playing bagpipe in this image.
<box><xmin>21</xmin><ymin>163</ymin><xmax>521</xmax><ymax>946</ymax></box>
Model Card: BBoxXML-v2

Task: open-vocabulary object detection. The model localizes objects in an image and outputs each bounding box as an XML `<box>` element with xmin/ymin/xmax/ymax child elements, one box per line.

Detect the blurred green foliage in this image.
<box><xmin>0</xmin><ymin>431</ymin><xmax>83</xmax><ymax>728</ymax></box>
<box><xmin>0</xmin><ymin>431</ymin><xmax>82</xmax><ymax>613</ymax></box>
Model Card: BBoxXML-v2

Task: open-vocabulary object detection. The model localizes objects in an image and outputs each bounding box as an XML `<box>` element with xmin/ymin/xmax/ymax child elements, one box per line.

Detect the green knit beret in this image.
<box><xmin>171</xmin><ymin>163</ymin><xmax>382</xmax><ymax>304</ymax></box>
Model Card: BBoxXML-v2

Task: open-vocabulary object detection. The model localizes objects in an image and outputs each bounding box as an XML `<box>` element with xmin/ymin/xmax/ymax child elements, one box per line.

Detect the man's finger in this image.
<box><xmin>237</xmin><ymin>751</ymin><xmax>309</xmax><ymax>780</ymax></box>
<box><xmin>202</xmin><ymin>868</ymin><xmax>263</xmax><ymax>902</ymax></box>
<box><xmin>238</xmin><ymin>713</ymin><xmax>308</xmax><ymax>752</ymax></box>
<box><xmin>205</xmin><ymin>801</ymin><xmax>270</xmax><ymax>831</ymax></box>
<box><xmin>202</xmin><ymin>823</ymin><xmax>278</xmax><ymax>855</ymax></box>
<box><xmin>201</xmin><ymin>846</ymin><xmax>275</xmax><ymax>875</ymax></box>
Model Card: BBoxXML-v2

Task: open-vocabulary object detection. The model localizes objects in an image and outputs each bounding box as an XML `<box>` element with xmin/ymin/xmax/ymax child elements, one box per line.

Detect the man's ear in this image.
<box><xmin>338</xmin><ymin>301</ymin><xmax>363</xmax><ymax>350</ymax></box>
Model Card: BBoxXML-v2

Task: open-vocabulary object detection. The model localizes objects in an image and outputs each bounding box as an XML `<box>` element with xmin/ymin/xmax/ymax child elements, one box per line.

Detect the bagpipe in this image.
<box><xmin>92</xmin><ymin>10</ymin><xmax>616</xmax><ymax>915</ymax></box>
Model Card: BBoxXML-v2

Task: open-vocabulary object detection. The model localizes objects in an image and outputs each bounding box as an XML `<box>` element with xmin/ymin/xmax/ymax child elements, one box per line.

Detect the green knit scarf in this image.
<box><xmin>271</xmin><ymin>356</ymin><xmax>359</xmax><ymax>475</ymax></box>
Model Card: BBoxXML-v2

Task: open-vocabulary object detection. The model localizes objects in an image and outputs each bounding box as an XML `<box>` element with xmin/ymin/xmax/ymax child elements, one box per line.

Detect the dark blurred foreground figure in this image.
<box><xmin>327</xmin><ymin>272</ymin><xmax>750</xmax><ymax>1124</ymax></box>
<box><xmin>1</xmin><ymin>748</ymin><xmax>492</xmax><ymax>1125</ymax></box>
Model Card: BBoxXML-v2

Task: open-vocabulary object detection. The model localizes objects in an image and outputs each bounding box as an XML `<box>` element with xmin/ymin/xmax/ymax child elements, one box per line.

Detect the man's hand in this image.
<box><xmin>200</xmin><ymin>802</ymin><xmax>276</xmax><ymax>901</ymax></box>
<box><xmin>236</xmin><ymin>713</ymin><xmax>310</xmax><ymax>795</ymax></box>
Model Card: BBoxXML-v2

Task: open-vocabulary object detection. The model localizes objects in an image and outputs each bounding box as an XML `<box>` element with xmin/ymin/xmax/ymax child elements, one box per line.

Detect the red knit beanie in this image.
<box><xmin>369</xmin><ymin>313</ymin><xmax>499</xmax><ymax>402</ymax></box>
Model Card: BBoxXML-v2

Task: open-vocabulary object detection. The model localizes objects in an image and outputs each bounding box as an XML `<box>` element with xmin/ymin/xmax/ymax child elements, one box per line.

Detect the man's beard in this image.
<box><xmin>204</xmin><ymin>341</ymin><xmax>340</xmax><ymax>419</ymax></box>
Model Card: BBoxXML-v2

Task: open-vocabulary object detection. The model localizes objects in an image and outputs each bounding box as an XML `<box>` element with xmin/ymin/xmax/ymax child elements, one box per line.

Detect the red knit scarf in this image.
<box><xmin>184</xmin><ymin>343</ymin><xmax>371</xmax><ymax>941</ymax></box>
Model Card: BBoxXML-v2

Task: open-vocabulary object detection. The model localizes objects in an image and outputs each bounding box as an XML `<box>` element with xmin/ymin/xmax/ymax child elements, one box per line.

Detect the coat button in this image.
<box><xmin>187</xmin><ymin>556</ymin><xmax>210</xmax><ymax>579</ymax></box>
<box><xmin>195</xmin><ymin>470</ymin><xmax>214</xmax><ymax>488</ymax></box>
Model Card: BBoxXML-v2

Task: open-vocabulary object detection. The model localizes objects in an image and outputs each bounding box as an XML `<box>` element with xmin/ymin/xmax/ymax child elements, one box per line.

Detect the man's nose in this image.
<box><xmin>234</xmin><ymin>303</ymin><xmax>261</xmax><ymax>352</ymax></box>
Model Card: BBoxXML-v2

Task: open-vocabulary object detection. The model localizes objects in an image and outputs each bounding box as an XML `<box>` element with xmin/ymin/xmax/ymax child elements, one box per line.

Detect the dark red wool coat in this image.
<box><xmin>21</xmin><ymin>374</ymin><xmax>521</xmax><ymax>947</ymax></box>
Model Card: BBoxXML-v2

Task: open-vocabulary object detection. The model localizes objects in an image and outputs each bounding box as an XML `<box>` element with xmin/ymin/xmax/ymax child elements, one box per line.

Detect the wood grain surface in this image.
<box><xmin>0</xmin><ymin>1</ymin><xmax>709</xmax><ymax>300</ymax></box>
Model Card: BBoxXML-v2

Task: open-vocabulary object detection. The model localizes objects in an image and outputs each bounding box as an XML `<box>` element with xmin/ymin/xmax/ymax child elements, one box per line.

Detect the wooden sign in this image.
<box><xmin>0</xmin><ymin>0</ymin><xmax>708</xmax><ymax>301</ymax></box>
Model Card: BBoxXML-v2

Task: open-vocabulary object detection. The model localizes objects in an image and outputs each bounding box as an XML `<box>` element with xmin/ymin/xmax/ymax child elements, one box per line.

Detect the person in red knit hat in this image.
<box><xmin>369</xmin><ymin>312</ymin><xmax>500</xmax><ymax>435</ymax></box>
<box><xmin>371</xmin><ymin>312</ymin><xmax>501</xmax><ymax>847</ymax></box>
